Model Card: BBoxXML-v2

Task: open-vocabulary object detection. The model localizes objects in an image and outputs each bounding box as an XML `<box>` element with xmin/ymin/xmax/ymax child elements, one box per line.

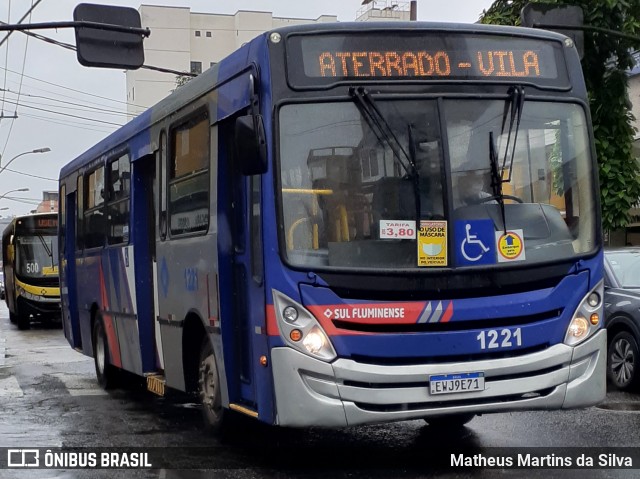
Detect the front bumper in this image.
<box><xmin>271</xmin><ymin>329</ymin><xmax>606</xmax><ymax>427</ymax></box>
<box><xmin>17</xmin><ymin>295</ymin><xmax>61</xmax><ymax>318</ymax></box>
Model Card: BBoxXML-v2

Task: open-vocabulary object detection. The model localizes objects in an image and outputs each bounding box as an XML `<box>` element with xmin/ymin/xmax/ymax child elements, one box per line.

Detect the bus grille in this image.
<box><xmin>332</xmin><ymin>308</ymin><xmax>563</xmax><ymax>333</ymax></box>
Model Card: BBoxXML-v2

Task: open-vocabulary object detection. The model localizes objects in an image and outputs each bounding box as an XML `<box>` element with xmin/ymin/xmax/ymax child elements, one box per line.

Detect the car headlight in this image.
<box><xmin>564</xmin><ymin>280</ymin><xmax>603</xmax><ymax>346</ymax></box>
<box><xmin>272</xmin><ymin>289</ymin><xmax>337</xmax><ymax>362</ymax></box>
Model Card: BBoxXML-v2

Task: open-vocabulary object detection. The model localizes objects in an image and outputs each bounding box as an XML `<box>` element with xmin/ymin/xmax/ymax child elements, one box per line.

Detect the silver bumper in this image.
<box><xmin>271</xmin><ymin>329</ymin><xmax>606</xmax><ymax>427</ymax></box>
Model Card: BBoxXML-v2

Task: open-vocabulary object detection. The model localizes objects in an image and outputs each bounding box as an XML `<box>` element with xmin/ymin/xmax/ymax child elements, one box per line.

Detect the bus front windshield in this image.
<box><xmin>278</xmin><ymin>98</ymin><xmax>596</xmax><ymax>270</ymax></box>
<box><xmin>16</xmin><ymin>235</ymin><xmax>59</xmax><ymax>278</ymax></box>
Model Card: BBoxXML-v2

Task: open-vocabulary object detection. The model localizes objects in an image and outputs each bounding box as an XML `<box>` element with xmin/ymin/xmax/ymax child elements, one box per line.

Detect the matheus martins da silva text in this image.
<box><xmin>451</xmin><ymin>453</ymin><xmax>633</xmax><ymax>468</ymax></box>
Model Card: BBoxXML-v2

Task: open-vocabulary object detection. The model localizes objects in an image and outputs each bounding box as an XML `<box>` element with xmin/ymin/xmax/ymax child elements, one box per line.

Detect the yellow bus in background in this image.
<box><xmin>2</xmin><ymin>212</ymin><xmax>60</xmax><ymax>330</ymax></box>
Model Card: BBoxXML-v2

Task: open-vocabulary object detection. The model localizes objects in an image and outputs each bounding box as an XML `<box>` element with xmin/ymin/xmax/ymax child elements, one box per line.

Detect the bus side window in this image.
<box><xmin>84</xmin><ymin>166</ymin><xmax>105</xmax><ymax>249</ymax></box>
<box><xmin>76</xmin><ymin>175</ymin><xmax>84</xmax><ymax>251</ymax></box>
<box><xmin>106</xmin><ymin>153</ymin><xmax>131</xmax><ymax>245</ymax></box>
<box><xmin>169</xmin><ymin>112</ymin><xmax>210</xmax><ymax>236</ymax></box>
<box><xmin>60</xmin><ymin>185</ymin><xmax>66</xmax><ymax>254</ymax></box>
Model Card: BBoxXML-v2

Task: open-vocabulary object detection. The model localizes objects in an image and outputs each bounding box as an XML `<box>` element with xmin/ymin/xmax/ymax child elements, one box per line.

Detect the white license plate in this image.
<box><xmin>429</xmin><ymin>372</ymin><xmax>485</xmax><ymax>395</ymax></box>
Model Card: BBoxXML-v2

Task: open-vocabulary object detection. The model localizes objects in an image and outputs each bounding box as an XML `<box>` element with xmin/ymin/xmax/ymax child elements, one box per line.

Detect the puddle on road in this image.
<box><xmin>596</xmin><ymin>401</ymin><xmax>640</xmax><ymax>412</ymax></box>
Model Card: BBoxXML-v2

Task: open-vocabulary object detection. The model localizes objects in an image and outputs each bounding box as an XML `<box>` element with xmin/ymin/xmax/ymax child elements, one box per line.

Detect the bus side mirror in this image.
<box><xmin>235</xmin><ymin>115</ymin><xmax>267</xmax><ymax>176</ymax></box>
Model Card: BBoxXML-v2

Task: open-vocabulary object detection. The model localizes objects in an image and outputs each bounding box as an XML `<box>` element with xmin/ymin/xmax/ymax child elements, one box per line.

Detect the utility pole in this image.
<box><xmin>410</xmin><ymin>0</ymin><xmax>417</xmax><ymax>21</ymax></box>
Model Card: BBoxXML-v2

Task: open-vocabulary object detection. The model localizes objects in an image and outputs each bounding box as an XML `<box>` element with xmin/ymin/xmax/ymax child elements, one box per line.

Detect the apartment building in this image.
<box><xmin>125</xmin><ymin>5</ymin><xmax>338</xmax><ymax>118</ymax></box>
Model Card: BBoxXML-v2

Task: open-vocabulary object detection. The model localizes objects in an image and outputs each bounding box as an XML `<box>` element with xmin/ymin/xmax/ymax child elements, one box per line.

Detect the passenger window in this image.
<box><xmin>84</xmin><ymin>167</ymin><xmax>105</xmax><ymax>248</ymax></box>
<box><xmin>169</xmin><ymin>113</ymin><xmax>210</xmax><ymax>236</ymax></box>
<box><xmin>77</xmin><ymin>176</ymin><xmax>84</xmax><ymax>250</ymax></box>
<box><xmin>107</xmin><ymin>154</ymin><xmax>131</xmax><ymax>245</ymax></box>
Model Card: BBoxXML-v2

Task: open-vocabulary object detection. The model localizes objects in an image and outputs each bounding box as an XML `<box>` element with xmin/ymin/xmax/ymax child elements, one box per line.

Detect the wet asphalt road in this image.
<box><xmin>2</xmin><ymin>302</ymin><xmax>640</xmax><ymax>478</ymax></box>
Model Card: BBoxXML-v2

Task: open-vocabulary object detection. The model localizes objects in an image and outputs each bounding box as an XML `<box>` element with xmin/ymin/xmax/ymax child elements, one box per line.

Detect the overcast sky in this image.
<box><xmin>0</xmin><ymin>0</ymin><xmax>495</xmax><ymax>217</ymax></box>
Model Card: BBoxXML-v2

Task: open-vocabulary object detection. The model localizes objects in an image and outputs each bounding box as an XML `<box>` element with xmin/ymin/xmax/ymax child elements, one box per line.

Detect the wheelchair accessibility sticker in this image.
<box><xmin>496</xmin><ymin>229</ymin><xmax>526</xmax><ymax>262</ymax></box>
<box><xmin>455</xmin><ymin>220</ymin><xmax>495</xmax><ymax>266</ymax></box>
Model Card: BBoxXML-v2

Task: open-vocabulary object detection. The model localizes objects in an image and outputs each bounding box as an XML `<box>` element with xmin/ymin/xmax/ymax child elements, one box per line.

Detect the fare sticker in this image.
<box><xmin>418</xmin><ymin>220</ymin><xmax>448</xmax><ymax>267</ymax></box>
<box><xmin>379</xmin><ymin>220</ymin><xmax>416</xmax><ymax>239</ymax></box>
<box><xmin>495</xmin><ymin>229</ymin><xmax>526</xmax><ymax>262</ymax></box>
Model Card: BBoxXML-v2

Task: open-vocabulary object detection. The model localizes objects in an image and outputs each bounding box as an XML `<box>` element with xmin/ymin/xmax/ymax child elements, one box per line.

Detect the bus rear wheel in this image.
<box><xmin>198</xmin><ymin>338</ymin><xmax>227</xmax><ymax>433</ymax></box>
<box><xmin>92</xmin><ymin>316</ymin><xmax>119</xmax><ymax>389</ymax></box>
<box><xmin>424</xmin><ymin>413</ymin><xmax>475</xmax><ymax>428</ymax></box>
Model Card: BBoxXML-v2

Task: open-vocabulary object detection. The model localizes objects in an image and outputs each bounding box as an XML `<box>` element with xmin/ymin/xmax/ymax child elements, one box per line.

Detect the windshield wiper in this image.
<box><xmin>488</xmin><ymin>86</ymin><xmax>525</xmax><ymax>234</ymax></box>
<box><xmin>500</xmin><ymin>85</ymin><xmax>525</xmax><ymax>182</ymax></box>
<box><xmin>36</xmin><ymin>234</ymin><xmax>54</xmax><ymax>268</ymax></box>
<box><xmin>489</xmin><ymin>131</ymin><xmax>507</xmax><ymax>234</ymax></box>
<box><xmin>349</xmin><ymin>86</ymin><xmax>421</xmax><ymax>220</ymax></box>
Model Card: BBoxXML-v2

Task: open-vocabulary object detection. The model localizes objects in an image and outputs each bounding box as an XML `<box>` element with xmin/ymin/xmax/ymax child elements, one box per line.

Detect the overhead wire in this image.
<box><xmin>1</xmin><ymin>0</ymin><xmax>36</xmax><ymax>157</ymax></box>
<box><xmin>0</xmin><ymin>165</ymin><xmax>57</xmax><ymax>181</ymax></box>
<box><xmin>2</xmin><ymin>89</ymin><xmax>131</xmax><ymax>117</ymax></box>
<box><xmin>0</xmin><ymin>97</ymin><xmax>124</xmax><ymax>126</ymax></box>
<box><xmin>0</xmin><ymin>65</ymin><xmax>148</xmax><ymax>112</ymax></box>
<box><xmin>0</xmin><ymin>0</ymin><xmax>11</xmax><ymax>121</ymax></box>
<box><xmin>18</xmin><ymin>111</ymin><xmax>116</xmax><ymax>134</ymax></box>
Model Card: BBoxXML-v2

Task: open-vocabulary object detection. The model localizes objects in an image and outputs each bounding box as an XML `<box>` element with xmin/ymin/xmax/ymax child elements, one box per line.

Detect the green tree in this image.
<box><xmin>174</xmin><ymin>74</ymin><xmax>193</xmax><ymax>90</ymax></box>
<box><xmin>480</xmin><ymin>0</ymin><xmax>640</xmax><ymax>231</ymax></box>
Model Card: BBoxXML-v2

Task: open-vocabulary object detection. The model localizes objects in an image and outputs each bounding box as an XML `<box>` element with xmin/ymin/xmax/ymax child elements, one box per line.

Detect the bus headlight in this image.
<box><xmin>272</xmin><ymin>289</ymin><xmax>337</xmax><ymax>362</ymax></box>
<box><xmin>564</xmin><ymin>281</ymin><xmax>603</xmax><ymax>346</ymax></box>
<box><xmin>17</xmin><ymin>286</ymin><xmax>40</xmax><ymax>301</ymax></box>
<box><xmin>302</xmin><ymin>326</ymin><xmax>328</xmax><ymax>354</ymax></box>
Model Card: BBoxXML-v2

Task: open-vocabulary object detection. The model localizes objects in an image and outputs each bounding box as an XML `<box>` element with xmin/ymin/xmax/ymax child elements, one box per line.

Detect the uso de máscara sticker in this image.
<box><xmin>418</xmin><ymin>220</ymin><xmax>448</xmax><ymax>267</ymax></box>
<box><xmin>495</xmin><ymin>229</ymin><xmax>526</xmax><ymax>263</ymax></box>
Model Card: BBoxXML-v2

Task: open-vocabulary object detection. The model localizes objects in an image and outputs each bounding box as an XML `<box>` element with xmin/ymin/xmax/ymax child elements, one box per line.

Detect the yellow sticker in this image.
<box><xmin>495</xmin><ymin>229</ymin><xmax>526</xmax><ymax>263</ymax></box>
<box><xmin>42</xmin><ymin>266</ymin><xmax>59</xmax><ymax>275</ymax></box>
<box><xmin>417</xmin><ymin>220</ymin><xmax>447</xmax><ymax>267</ymax></box>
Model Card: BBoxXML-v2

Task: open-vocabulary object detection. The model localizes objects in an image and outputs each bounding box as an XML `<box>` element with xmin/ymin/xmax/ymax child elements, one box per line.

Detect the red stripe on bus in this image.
<box><xmin>440</xmin><ymin>301</ymin><xmax>453</xmax><ymax>323</ymax></box>
<box><xmin>99</xmin><ymin>262</ymin><xmax>122</xmax><ymax>368</ymax></box>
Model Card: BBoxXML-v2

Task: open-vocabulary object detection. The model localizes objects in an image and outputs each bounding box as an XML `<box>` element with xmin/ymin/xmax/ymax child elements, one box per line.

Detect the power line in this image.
<box><xmin>2</xmin><ymin>88</ymin><xmax>129</xmax><ymax>117</ymax></box>
<box><xmin>0</xmin><ymin>0</ymin><xmax>42</xmax><ymax>48</ymax></box>
<box><xmin>19</xmin><ymin>111</ymin><xmax>116</xmax><ymax>134</ymax></box>
<box><xmin>0</xmin><ymin>65</ymin><xmax>147</xmax><ymax>110</ymax></box>
<box><xmin>0</xmin><ymin>0</ymin><xmax>11</xmax><ymax>121</ymax></box>
<box><xmin>0</xmin><ymin>165</ymin><xmax>56</xmax><ymax>181</ymax></box>
<box><xmin>1</xmin><ymin>0</ymin><xmax>37</xmax><ymax>157</ymax></box>
<box><xmin>0</xmin><ymin>100</ymin><xmax>123</xmax><ymax>127</ymax></box>
<box><xmin>0</xmin><ymin>195</ymin><xmax>42</xmax><ymax>205</ymax></box>
<box><xmin>1</xmin><ymin>97</ymin><xmax>124</xmax><ymax>126</ymax></box>
<box><xmin>1</xmin><ymin>21</ymin><xmax>196</xmax><ymax>78</ymax></box>
<box><xmin>3</xmin><ymin>75</ymin><xmax>147</xmax><ymax>116</ymax></box>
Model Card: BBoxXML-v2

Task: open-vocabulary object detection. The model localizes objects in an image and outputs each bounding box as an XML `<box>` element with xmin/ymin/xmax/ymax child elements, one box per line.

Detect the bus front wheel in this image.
<box><xmin>198</xmin><ymin>338</ymin><xmax>227</xmax><ymax>432</ymax></box>
<box><xmin>92</xmin><ymin>316</ymin><xmax>119</xmax><ymax>389</ymax></box>
<box><xmin>16</xmin><ymin>311</ymin><xmax>30</xmax><ymax>330</ymax></box>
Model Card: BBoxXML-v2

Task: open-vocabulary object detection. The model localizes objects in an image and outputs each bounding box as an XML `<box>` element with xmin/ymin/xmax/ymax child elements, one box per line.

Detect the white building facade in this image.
<box><xmin>125</xmin><ymin>5</ymin><xmax>338</xmax><ymax>118</ymax></box>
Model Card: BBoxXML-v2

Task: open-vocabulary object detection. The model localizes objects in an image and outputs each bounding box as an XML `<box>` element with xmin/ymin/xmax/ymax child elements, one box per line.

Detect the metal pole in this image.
<box><xmin>410</xmin><ymin>1</ymin><xmax>417</xmax><ymax>21</ymax></box>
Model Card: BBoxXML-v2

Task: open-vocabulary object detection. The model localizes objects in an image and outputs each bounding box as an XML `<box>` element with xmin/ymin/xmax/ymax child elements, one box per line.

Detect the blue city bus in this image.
<box><xmin>59</xmin><ymin>22</ymin><xmax>606</xmax><ymax>430</ymax></box>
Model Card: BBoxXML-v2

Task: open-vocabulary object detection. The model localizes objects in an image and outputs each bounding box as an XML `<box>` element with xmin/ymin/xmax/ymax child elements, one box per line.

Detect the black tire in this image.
<box><xmin>424</xmin><ymin>413</ymin><xmax>475</xmax><ymax>428</ymax></box>
<box><xmin>198</xmin><ymin>338</ymin><xmax>228</xmax><ymax>433</ymax></box>
<box><xmin>92</xmin><ymin>315</ymin><xmax>119</xmax><ymax>389</ymax></box>
<box><xmin>608</xmin><ymin>331</ymin><xmax>640</xmax><ymax>391</ymax></box>
<box><xmin>9</xmin><ymin>311</ymin><xmax>17</xmax><ymax>324</ymax></box>
<box><xmin>16</xmin><ymin>312</ymin><xmax>30</xmax><ymax>330</ymax></box>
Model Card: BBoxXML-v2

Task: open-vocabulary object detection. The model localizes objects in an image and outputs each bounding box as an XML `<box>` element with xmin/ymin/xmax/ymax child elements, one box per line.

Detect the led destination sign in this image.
<box><xmin>317</xmin><ymin>49</ymin><xmax>542</xmax><ymax>78</ymax></box>
<box><xmin>286</xmin><ymin>33</ymin><xmax>567</xmax><ymax>86</ymax></box>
